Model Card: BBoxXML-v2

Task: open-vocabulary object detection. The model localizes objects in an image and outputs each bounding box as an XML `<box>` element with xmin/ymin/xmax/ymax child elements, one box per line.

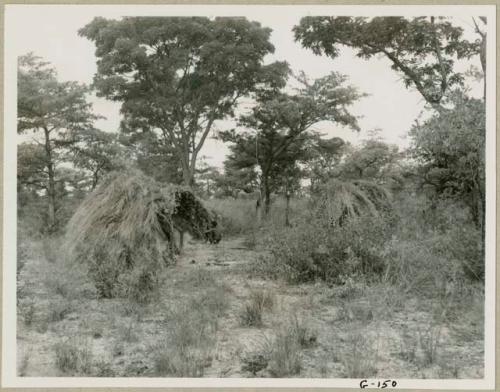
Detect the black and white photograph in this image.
<box><xmin>2</xmin><ymin>4</ymin><xmax>496</xmax><ymax>389</ymax></box>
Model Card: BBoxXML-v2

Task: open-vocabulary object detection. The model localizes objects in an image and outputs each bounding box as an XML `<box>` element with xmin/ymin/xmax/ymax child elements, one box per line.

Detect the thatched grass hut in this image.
<box><xmin>65</xmin><ymin>169</ymin><xmax>220</xmax><ymax>301</ymax></box>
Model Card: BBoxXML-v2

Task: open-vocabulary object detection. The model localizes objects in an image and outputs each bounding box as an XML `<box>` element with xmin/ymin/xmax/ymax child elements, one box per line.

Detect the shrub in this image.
<box><xmin>204</xmin><ymin>198</ymin><xmax>256</xmax><ymax>236</ymax></box>
<box><xmin>241</xmin><ymin>352</ymin><xmax>269</xmax><ymax>375</ymax></box>
<box><xmin>385</xmin><ymin>194</ymin><xmax>484</xmax><ymax>288</ymax></box>
<box><xmin>264</xmin><ymin>212</ymin><xmax>393</xmax><ymax>284</ymax></box>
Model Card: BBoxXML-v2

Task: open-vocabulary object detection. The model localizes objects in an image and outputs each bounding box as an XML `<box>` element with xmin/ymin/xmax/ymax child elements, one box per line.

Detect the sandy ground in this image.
<box><xmin>17</xmin><ymin>236</ymin><xmax>484</xmax><ymax>378</ymax></box>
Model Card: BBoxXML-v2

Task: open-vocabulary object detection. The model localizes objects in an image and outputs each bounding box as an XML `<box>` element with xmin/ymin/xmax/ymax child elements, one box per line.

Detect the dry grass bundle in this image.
<box><xmin>64</xmin><ymin>170</ymin><xmax>178</xmax><ymax>301</ymax></box>
<box><xmin>313</xmin><ymin>179</ymin><xmax>392</xmax><ymax>227</ymax></box>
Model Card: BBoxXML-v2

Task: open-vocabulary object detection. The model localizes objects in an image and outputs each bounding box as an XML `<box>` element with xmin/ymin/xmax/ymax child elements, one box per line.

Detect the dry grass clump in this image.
<box><xmin>153</xmin><ymin>299</ymin><xmax>219</xmax><ymax>377</ymax></box>
<box><xmin>266</xmin><ymin>327</ymin><xmax>302</xmax><ymax>377</ymax></box>
<box><xmin>152</xmin><ymin>273</ymin><xmax>230</xmax><ymax>377</ymax></box>
<box><xmin>54</xmin><ymin>338</ymin><xmax>93</xmax><ymax>375</ymax></box>
<box><xmin>340</xmin><ymin>330</ymin><xmax>378</xmax><ymax>378</ymax></box>
<box><xmin>260</xmin><ymin>315</ymin><xmax>316</xmax><ymax>377</ymax></box>
<box><xmin>240</xmin><ymin>290</ymin><xmax>275</xmax><ymax>327</ymax></box>
<box><xmin>64</xmin><ymin>170</ymin><xmax>177</xmax><ymax>301</ymax></box>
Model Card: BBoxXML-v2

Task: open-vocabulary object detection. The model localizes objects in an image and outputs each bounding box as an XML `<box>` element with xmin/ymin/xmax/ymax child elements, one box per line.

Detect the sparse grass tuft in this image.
<box><xmin>92</xmin><ymin>360</ymin><xmax>115</xmax><ymax>377</ymax></box>
<box><xmin>240</xmin><ymin>290</ymin><xmax>275</xmax><ymax>327</ymax></box>
<box><xmin>20</xmin><ymin>301</ymin><xmax>36</xmax><ymax>326</ymax></box>
<box><xmin>266</xmin><ymin>326</ymin><xmax>302</xmax><ymax>377</ymax></box>
<box><xmin>116</xmin><ymin>321</ymin><xmax>139</xmax><ymax>343</ymax></box>
<box><xmin>42</xmin><ymin>236</ymin><xmax>60</xmax><ymax>264</ymax></box>
<box><xmin>54</xmin><ymin>338</ymin><xmax>93</xmax><ymax>375</ymax></box>
<box><xmin>398</xmin><ymin>326</ymin><xmax>418</xmax><ymax>363</ymax></box>
<box><xmin>18</xmin><ymin>352</ymin><xmax>30</xmax><ymax>376</ymax></box>
<box><xmin>340</xmin><ymin>331</ymin><xmax>377</xmax><ymax>378</ymax></box>
<box><xmin>418</xmin><ymin>322</ymin><xmax>443</xmax><ymax>366</ymax></box>
<box><xmin>48</xmin><ymin>300</ymin><xmax>73</xmax><ymax>323</ymax></box>
<box><xmin>289</xmin><ymin>314</ymin><xmax>317</xmax><ymax>348</ymax></box>
<box><xmin>153</xmin><ymin>287</ymin><xmax>228</xmax><ymax>377</ymax></box>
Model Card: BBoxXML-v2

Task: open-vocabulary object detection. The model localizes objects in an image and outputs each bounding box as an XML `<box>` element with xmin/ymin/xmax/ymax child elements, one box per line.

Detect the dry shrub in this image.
<box><xmin>258</xmin><ymin>179</ymin><xmax>394</xmax><ymax>284</ymax></box>
<box><xmin>383</xmin><ymin>195</ymin><xmax>484</xmax><ymax>297</ymax></box>
<box><xmin>64</xmin><ymin>170</ymin><xmax>177</xmax><ymax>301</ymax></box>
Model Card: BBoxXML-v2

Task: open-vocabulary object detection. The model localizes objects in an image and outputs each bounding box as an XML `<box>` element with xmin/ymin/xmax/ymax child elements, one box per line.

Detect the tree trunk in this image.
<box><xmin>255</xmin><ymin>194</ymin><xmax>262</xmax><ymax>225</ymax></box>
<box><xmin>262</xmin><ymin>175</ymin><xmax>271</xmax><ymax>215</ymax></box>
<box><xmin>480</xmin><ymin>35</ymin><xmax>486</xmax><ymax>101</ymax></box>
<box><xmin>43</xmin><ymin>127</ymin><xmax>56</xmax><ymax>232</ymax></box>
<box><xmin>285</xmin><ymin>191</ymin><xmax>291</xmax><ymax>227</ymax></box>
<box><xmin>91</xmin><ymin>171</ymin><xmax>99</xmax><ymax>190</ymax></box>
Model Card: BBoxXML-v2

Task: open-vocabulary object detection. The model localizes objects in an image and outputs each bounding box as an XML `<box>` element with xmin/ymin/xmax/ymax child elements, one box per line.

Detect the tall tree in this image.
<box><xmin>80</xmin><ymin>16</ymin><xmax>288</xmax><ymax>186</ymax></box>
<box><xmin>70</xmin><ymin>128</ymin><xmax>126</xmax><ymax>189</ymax></box>
<box><xmin>472</xmin><ymin>17</ymin><xmax>487</xmax><ymax>100</ymax></box>
<box><xmin>305</xmin><ymin>136</ymin><xmax>345</xmax><ymax>192</ymax></box>
<box><xmin>220</xmin><ymin>72</ymin><xmax>361</xmax><ymax>214</ymax></box>
<box><xmin>17</xmin><ymin>54</ymin><xmax>99</xmax><ymax>231</ymax></box>
<box><xmin>294</xmin><ymin>16</ymin><xmax>478</xmax><ymax>106</ymax></box>
<box><xmin>339</xmin><ymin>139</ymin><xmax>403</xmax><ymax>188</ymax></box>
<box><xmin>409</xmin><ymin>91</ymin><xmax>485</xmax><ymax>233</ymax></box>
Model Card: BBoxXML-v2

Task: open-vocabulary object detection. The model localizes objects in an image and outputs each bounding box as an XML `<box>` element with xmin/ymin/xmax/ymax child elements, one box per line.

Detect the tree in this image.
<box><xmin>294</xmin><ymin>16</ymin><xmax>478</xmax><ymax>106</ymax></box>
<box><xmin>305</xmin><ymin>136</ymin><xmax>345</xmax><ymax>191</ymax></box>
<box><xmin>339</xmin><ymin>139</ymin><xmax>403</xmax><ymax>189</ymax></box>
<box><xmin>221</xmin><ymin>72</ymin><xmax>362</xmax><ymax>215</ymax></box>
<box><xmin>70</xmin><ymin>128</ymin><xmax>126</xmax><ymax>189</ymax></box>
<box><xmin>194</xmin><ymin>161</ymin><xmax>221</xmax><ymax>197</ymax></box>
<box><xmin>80</xmin><ymin>16</ymin><xmax>288</xmax><ymax>186</ymax></box>
<box><xmin>17</xmin><ymin>54</ymin><xmax>99</xmax><ymax>231</ymax></box>
<box><xmin>409</xmin><ymin>91</ymin><xmax>485</xmax><ymax>233</ymax></box>
<box><xmin>472</xmin><ymin>17</ymin><xmax>487</xmax><ymax>100</ymax></box>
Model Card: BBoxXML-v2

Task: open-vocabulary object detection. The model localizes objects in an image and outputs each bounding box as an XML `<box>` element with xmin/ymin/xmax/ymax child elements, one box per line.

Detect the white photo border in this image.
<box><xmin>2</xmin><ymin>4</ymin><xmax>496</xmax><ymax>389</ymax></box>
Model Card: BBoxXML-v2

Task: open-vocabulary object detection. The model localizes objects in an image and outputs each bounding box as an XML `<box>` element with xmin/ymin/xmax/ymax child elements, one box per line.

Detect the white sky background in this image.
<box><xmin>10</xmin><ymin>6</ymin><xmax>484</xmax><ymax>168</ymax></box>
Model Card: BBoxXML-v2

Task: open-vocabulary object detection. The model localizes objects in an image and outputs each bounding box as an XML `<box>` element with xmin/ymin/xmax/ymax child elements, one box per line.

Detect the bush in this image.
<box><xmin>264</xmin><ymin>212</ymin><xmax>393</xmax><ymax>284</ymax></box>
<box><xmin>383</xmin><ymin>194</ymin><xmax>484</xmax><ymax>296</ymax></box>
<box><xmin>204</xmin><ymin>196</ymin><xmax>309</xmax><ymax>237</ymax></box>
<box><xmin>204</xmin><ymin>198</ymin><xmax>256</xmax><ymax>236</ymax></box>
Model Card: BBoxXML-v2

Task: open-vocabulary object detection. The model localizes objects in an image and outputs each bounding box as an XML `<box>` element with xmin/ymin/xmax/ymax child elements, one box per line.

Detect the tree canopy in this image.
<box><xmin>18</xmin><ymin>53</ymin><xmax>99</xmax><ymax>231</ymax></box>
<box><xmin>294</xmin><ymin>16</ymin><xmax>479</xmax><ymax>105</ymax></box>
<box><xmin>220</xmin><ymin>72</ymin><xmax>362</xmax><ymax>213</ymax></box>
<box><xmin>410</xmin><ymin>91</ymin><xmax>485</xmax><ymax>232</ymax></box>
<box><xmin>79</xmin><ymin>16</ymin><xmax>289</xmax><ymax>186</ymax></box>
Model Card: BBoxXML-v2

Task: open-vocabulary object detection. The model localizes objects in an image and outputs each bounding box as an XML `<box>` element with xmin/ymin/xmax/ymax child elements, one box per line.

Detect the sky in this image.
<box><xmin>8</xmin><ymin>5</ymin><xmax>484</xmax><ymax>168</ymax></box>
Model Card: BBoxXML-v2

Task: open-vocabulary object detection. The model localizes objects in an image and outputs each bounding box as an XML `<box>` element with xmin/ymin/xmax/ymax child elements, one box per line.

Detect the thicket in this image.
<box><xmin>258</xmin><ymin>182</ymin><xmax>483</xmax><ymax>293</ymax></box>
